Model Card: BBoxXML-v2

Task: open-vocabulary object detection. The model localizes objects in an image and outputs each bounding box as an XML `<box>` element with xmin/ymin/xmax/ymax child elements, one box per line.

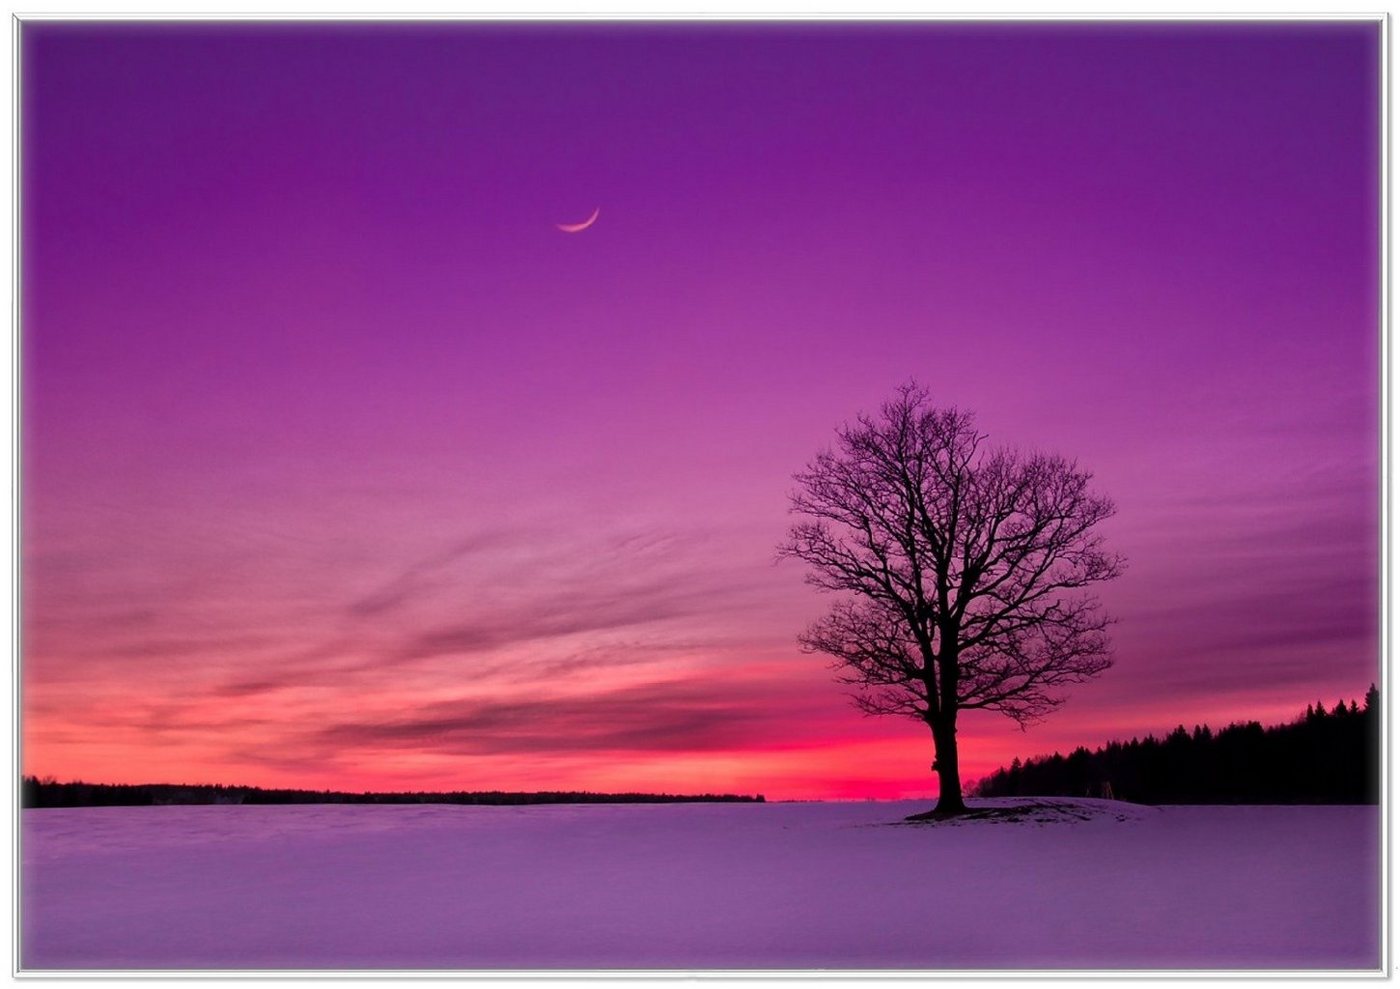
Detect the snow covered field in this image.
<box><xmin>21</xmin><ymin>798</ymin><xmax>1379</xmax><ymax>971</ymax></box>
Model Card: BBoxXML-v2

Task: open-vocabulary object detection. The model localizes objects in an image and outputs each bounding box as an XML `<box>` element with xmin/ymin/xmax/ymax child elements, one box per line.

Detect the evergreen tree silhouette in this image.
<box><xmin>975</xmin><ymin>687</ymin><xmax>1379</xmax><ymax>804</ymax></box>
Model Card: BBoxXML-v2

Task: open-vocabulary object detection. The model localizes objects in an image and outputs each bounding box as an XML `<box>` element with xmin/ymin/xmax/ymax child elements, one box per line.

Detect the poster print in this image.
<box><xmin>18</xmin><ymin>18</ymin><xmax>1382</xmax><ymax>972</ymax></box>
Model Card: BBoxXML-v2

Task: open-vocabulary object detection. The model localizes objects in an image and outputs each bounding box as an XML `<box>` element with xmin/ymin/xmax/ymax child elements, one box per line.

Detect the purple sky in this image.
<box><xmin>22</xmin><ymin>21</ymin><xmax>1379</xmax><ymax>798</ymax></box>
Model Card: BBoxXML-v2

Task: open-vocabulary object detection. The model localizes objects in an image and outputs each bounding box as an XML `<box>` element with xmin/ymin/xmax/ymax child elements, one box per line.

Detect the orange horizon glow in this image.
<box><xmin>23</xmin><ymin>683</ymin><xmax>1366</xmax><ymax>801</ymax></box>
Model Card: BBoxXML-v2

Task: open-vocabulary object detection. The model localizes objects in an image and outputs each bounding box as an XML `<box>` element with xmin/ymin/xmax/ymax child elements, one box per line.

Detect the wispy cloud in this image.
<box><xmin>347</xmin><ymin>532</ymin><xmax>522</xmax><ymax>618</ymax></box>
<box><xmin>311</xmin><ymin>673</ymin><xmax>829</xmax><ymax>757</ymax></box>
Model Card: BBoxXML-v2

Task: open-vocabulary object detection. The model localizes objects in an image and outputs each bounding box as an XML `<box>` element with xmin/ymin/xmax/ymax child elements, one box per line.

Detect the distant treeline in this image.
<box><xmin>974</xmin><ymin>685</ymin><xmax>1379</xmax><ymax>804</ymax></box>
<box><xmin>21</xmin><ymin>779</ymin><xmax>766</xmax><ymax>809</ymax></box>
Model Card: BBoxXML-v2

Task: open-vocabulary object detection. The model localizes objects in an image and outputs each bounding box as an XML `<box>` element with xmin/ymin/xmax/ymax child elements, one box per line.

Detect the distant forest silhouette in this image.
<box><xmin>21</xmin><ymin>782</ymin><xmax>765</xmax><ymax>809</ymax></box>
<box><xmin>975</xmin><ymin>685</ymin><xmax>1379</xmax><ymax>804</ymax></box>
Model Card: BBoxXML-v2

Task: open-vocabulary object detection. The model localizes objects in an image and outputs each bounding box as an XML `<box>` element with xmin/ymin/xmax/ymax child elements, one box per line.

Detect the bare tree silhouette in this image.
<box><xmin>780</xmin><ymin>384</ymin><xmax>1124</xmax><ymax>816</ymax></box>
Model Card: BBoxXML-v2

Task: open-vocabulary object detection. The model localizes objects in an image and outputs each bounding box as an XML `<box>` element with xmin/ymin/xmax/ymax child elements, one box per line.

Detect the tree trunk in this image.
<box><xmin>930</xmin><ymin>718</ymin><xmax>968</xmax><ymax>815</ymax></box>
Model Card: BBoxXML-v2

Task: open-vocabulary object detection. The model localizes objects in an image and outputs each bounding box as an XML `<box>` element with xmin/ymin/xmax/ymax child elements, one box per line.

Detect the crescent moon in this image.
<box><xmin>556</xmin><ymin>207</ymin><xmax>600</xmax><ymax>233</ymax></box>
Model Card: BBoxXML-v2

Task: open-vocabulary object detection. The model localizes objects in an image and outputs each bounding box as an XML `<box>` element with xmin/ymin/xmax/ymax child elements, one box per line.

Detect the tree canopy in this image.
<box><xmin>781</xmin><ymin>383</ymin><xmax>1124</xmax><ymax>813</ymax></box>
